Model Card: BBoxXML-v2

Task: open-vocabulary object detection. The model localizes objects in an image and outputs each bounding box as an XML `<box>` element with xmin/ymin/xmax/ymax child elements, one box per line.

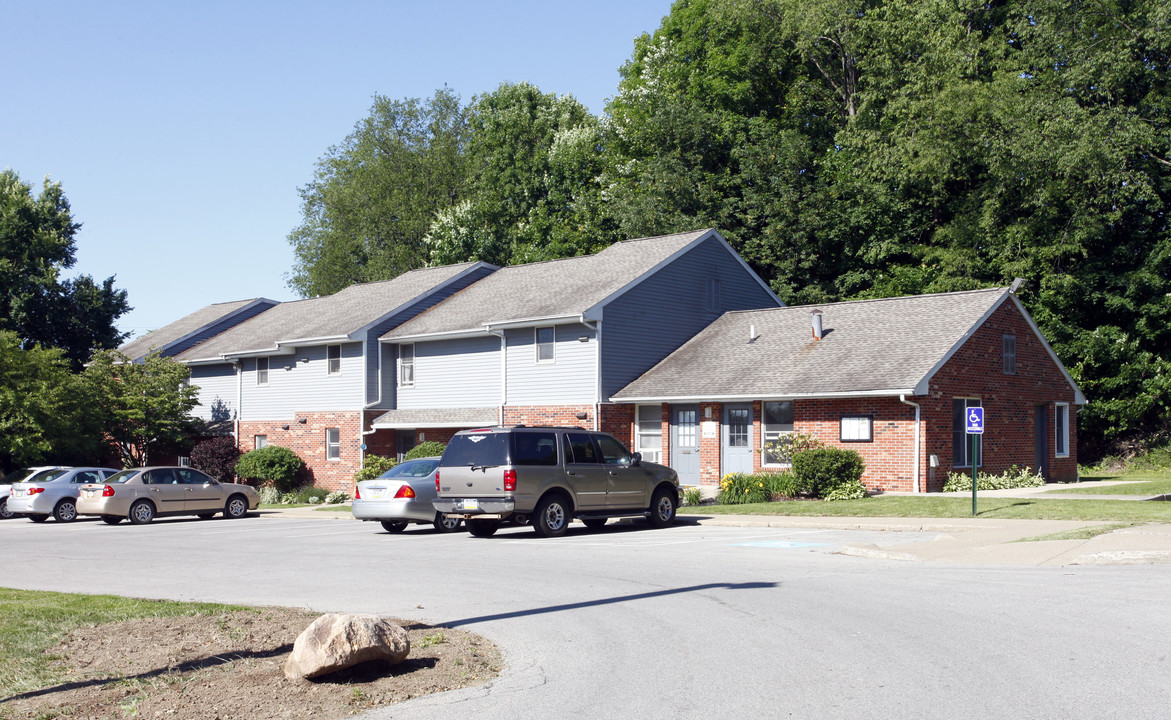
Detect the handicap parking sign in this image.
<box><xmin>965</xmin><ymin>407</ymin><xmax>984</xmax><ymax>434</ymax></box>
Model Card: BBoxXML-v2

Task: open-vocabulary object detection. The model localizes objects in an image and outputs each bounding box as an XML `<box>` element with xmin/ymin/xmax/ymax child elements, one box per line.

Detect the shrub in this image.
<box><xmin>290</xmin><ymin>486</ymin><xmax>328</xmax><ymax>504</ymax></box>
<box><xmin>824</xmin><ymin>479</ymin><xmax>868</xmax><ymax>501</ymax></box>
<box><xmin>258</xmin><ymin>484</ymin><xmax>281</xmax><ymax>505</ymax></box>
<box><xmin>943</xmin><ymin>465</ymin><xmax>1046</xmax><ymax>492</ymax></box>
<box><xmin>791</xmin><ymin>447</ymin><xmax>865</xmax><ymax>498</ymax></box>
<box><xmin>405</xmin><ymin>441</ymin><xmax>446</xmax><ymax>460</ymax></box>
<box><xmin>717</xmin><ymin>473</ymin><xmax>773</xmax><ymax>504</ymax></box>
<box><xmin>757</xmin><ymin>470</ymin><xmax>801</xmax><ymax>499</ymax></box>
<box><xmin>325</xmin><ymin>490</ymin><xmax>350</xmax><ymax>504</ymax></box>
<box><xmin>355</xmin><ymin>455</ymin><xmax>396</xmax><ymax>482</ymax></box>
<box><xmin>189</xmin><ymin>437</ymin><xmax>241</xmax><ymax>483</ymax></box>
<box><xmin>235</xmin><ymin>446</ymin><xmax>304</xmax><ymax>493</ymax></box>
<box><xmin>683</xmin><ymin>487</ymin><xmax>704</xmax><ymax>506</ymax></box>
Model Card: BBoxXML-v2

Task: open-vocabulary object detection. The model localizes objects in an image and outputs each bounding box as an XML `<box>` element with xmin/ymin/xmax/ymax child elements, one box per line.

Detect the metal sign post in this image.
<box><xmin>966</xmin><ymin>407</ymin><xmax>984</xmax><ymax>516</ymax></box>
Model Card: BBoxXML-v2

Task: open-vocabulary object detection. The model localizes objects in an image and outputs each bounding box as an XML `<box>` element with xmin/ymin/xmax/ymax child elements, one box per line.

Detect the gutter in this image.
<box><xmin>899</xmin><ymin>394</ymin><xmax>921</xmax><ymax>494</ymax></box>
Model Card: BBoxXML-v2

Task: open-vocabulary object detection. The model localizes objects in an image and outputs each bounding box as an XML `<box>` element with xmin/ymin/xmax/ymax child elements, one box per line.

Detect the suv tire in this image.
<box><xmin>533</xmin><ymin>493</ymin><xmax>571</xmax><ymax>538</ymax></box>
<box><xmin>648</xmin><ymin>487</ymin><xmax>677</xmax><ymax>528</ymax></box>
<box><xmin>466</xmin><ymin>518</ymin><xmax>501</xmax><ymax>537</ymax></box>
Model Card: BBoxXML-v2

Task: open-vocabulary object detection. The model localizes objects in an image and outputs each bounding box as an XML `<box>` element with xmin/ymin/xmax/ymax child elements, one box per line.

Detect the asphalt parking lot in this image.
<box><xmin>6</xmin><ymin>512</ymin><xmax>1171</xmax><ymax>719</ymax></box>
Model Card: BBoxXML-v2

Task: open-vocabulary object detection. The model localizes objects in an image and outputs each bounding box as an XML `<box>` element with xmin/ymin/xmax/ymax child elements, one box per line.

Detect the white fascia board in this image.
<box><xmin>584</xmin><ymin>229</ymin><xmax>785</xmax><ymax>318</ymax></box>
<box><xmin>609</xmin><ymin>388</ymin><xmax>918</xmax><ymax>404</ymax></box>
<box><xmin>380</xmin><ymin>328</ymin><xmax>494</xmax><ymax>344</ymax></box>
<box><xmin>274</xmin><ymin>335</ymin><xmax>351</xmax><ymax>348</ymax></box>
<box><xmin>483</xmin><ymin>314</ymin><xmax>585</xmax><ymax>331</ymax></box>
<box><xmin>221</xmin><ymin>346</ymin><xmax>296</xmax><ymax>359</ymax></box>
<box><xmin>913</xmin><ymin>289</ymin><xmax>1011</xmax><ymax>395</ymax></box>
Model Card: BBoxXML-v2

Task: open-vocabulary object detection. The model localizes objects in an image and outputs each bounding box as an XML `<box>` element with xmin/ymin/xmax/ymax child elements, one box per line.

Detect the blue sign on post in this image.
<box><xmin>965</xmin><ymin>407</ymin><xmax>984</xmax><ymax>435</ymax></box>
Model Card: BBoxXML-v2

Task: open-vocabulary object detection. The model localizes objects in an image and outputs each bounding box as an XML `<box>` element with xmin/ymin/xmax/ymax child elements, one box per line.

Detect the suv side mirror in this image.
<box><xmin>631</xmin><ymin>452</ymin><xmax>642</xmax><ymax>467</ymax></box>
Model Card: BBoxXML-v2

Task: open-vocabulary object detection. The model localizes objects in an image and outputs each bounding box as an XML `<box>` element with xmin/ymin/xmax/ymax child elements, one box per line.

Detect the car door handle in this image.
<box><xmin>608</xmin><ymin>471</ymin><xmax>619</xmax><ymax>476</ymax></box>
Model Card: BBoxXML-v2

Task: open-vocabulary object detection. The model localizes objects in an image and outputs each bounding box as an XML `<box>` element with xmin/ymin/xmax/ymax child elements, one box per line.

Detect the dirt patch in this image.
<box><xmin>2</xmin><ymin>608</ymin><xmax>501</xmax><ymax>719</ymax></box>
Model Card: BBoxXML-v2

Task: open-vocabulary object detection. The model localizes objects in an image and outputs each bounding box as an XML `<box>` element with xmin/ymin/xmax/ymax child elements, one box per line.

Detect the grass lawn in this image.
<box><xmin>1044</xmin><ymin>472</ymin><xmax>1171</xmax><ymax>496</ymax></box>
<box><xmin>679</xmin><ymin>495</ymin><xmax>1171</xmax><ymax>522</ymax></box>
<box><xmin>0</xmin><ymin>588</ymin><xmax>246</xmax><ymax>696</ymax></box>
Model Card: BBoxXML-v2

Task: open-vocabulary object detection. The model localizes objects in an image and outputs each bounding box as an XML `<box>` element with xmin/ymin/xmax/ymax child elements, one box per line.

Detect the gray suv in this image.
<box><xmin>432</xmin><ymin>426</ymin><xmax>680</xmax><ymax>538</ymax></box>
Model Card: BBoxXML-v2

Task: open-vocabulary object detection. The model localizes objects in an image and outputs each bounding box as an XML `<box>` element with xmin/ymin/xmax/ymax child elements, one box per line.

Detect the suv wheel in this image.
<box><xmin>648</xmin><ymin>487</ymin><xmax>677</xmax><ymax>528</ymax></box>
<box><xmin>466</xmin><ymin>518</ymin><xmax>501</xmax><ymax>537</ymax></box>
<box><xmin>533</xmin><ymin>494</ymin><xmax>571</xmax><ymax>538</ymax></box>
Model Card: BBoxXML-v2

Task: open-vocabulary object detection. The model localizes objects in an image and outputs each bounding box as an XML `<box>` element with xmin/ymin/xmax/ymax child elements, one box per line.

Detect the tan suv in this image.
<box><xmin>432</xmin><ymin>426</ymin><xmax>680</xmax><ymax>538</ymax></box>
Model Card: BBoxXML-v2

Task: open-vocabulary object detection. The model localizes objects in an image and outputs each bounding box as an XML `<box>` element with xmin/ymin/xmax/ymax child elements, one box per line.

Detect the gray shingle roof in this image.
<box><xmin>118</xmin><ymin>299</ymin><xmax>275</xmax><ymax>361</ymax></box>
<box><xmin>175</xmin><ymin>263</ymin><xmax>485</xmax><ymax>361</ymax></box>
<box><xmin>612</xmin><ymin>287</ymin><xmax>1016</xmax><ymax>400</ymax></box>
<box><xmin>370</xmin><ymin>407</ymin><xmax>498</xmax><ymax>428</ymax></box>
<box><xmin>382</xmin><ymin>229</ymin><xmax>715</xmax><ymax>339</ymax></box>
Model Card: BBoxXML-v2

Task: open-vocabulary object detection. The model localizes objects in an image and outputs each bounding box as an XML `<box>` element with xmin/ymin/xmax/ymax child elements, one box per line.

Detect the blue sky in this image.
<box><xmin>2</xmin><ymin>1</ymin><xmax>672</xmax><ymax>340</ymax></box>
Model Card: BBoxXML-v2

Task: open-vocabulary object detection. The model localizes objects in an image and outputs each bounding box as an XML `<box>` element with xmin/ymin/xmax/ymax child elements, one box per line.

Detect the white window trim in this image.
<box><xmin>1055</xmin><ymin>402</ymin><xmax>1070</xmax><ymax>458</ymax></box>
<box><xmin>634</xmin><ymin>404</ymin><xmax>662</xmax><ymax>463</ymax></box>
<box><xmin>398</xmin><ymin>344</ymin><xmax>415</xmax><ymax>388</ymax></box>
<box><xmin>256</xmin><ymin>357</ymin><xmax>269</xmax><ymax>386</ymax></box>
<box><xmin>761</xmin><ymin>400</ymin><xmax>795</xmax><ymax>466</ymax></box>
<box><xmin>840</xmin><ymin>415</ymin><xmax>873</xmax><ymax>443</ymax></box>
<box><xmin>254</xmin><ymin>435</ymin><xmax>267</xmax><ymax>449</ymax></box>
<box><xmin>327</xmin><ymin>344</ymin><xmax>342</xmax><ymax>376</ymax></box>
<box><xmin>535</xmin><ymin>326</ymin><xmax>556</xmax><ymax>364</ymax></box>
<box><xmin>326</xmin><ymin>428</ymin><xmax>340</xmax><ymax>461</ymax></box>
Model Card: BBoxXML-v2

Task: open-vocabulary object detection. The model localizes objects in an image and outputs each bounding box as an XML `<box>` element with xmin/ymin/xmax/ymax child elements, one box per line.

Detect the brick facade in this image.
<box><xmin>237</xmin><ymin>411</ymin><xmax>363</xmax><ymax>492</ymax></box>
<box><xmin>647</xmin><ymin>301</ymin><xmax>1078</xmax><ymax>492</ymax></box>
<box><xmin>504</xmin><ymin>404</ymin><xmax>595</xmax><ymax>429</ymax></box>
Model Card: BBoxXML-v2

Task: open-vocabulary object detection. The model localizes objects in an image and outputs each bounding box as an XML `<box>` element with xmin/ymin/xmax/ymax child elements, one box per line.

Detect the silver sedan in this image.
<box><xmin>77</xmin><ymin>466</ymin><xmax>260</xmax><ymax>525</ymax></box>
<box><xmin>351</xmin><ymin>457</ymin><xmax>461</xmax><ymax>533</ymax></box>
<box><xmin>8</xmin><ymin>467</ymin><xmax>120</xmax><ymax>522</ymax></box>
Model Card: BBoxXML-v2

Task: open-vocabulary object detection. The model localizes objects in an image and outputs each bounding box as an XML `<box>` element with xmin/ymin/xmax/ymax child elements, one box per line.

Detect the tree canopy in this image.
<box><xmin>0</xmin><ymin>170</ymin><xmax>130</xmax><ymax>367</ymax></box>
<box><xmin>286</xmin><ymin>0</ymin><xmax>1171</xmax><ymax>458</ymax></box>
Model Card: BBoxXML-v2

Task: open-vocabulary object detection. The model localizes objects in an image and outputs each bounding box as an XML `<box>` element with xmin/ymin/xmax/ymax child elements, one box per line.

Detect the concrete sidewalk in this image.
<box><xmin>261</xmin><ymin>503</ymin><xmax>1171</xmax><ymax>567</ymax></box>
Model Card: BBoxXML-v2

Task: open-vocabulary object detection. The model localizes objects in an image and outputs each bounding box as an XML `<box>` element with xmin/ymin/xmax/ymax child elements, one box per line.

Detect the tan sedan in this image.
<box><xmin>77</xmin><ymin>466</ymin><xmax>260</xmax><ymax>525</ymax></box>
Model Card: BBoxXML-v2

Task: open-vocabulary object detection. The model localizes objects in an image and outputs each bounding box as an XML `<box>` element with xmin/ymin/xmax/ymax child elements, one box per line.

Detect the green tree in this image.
<box><xmin>235</xmin><ymin>445</ymin><xmax>305</xmax><ymax>492</ymax></box>
<box><xmin>426</xmin><ymin>82</ymin><xmax>614</xmax><ymax>266</ymax></box>
<box><xmin>0</xmin><ymin>331</ymin><xmax>99</xmax><ymax>471</ymax></box>
<box><xmin>0</xmin><ymin>170</ymin><xmax>130</xmax><ymax>366</ymax></box>
<box><xmin>83</xmin><ymin>350</ymin><xmax>200</xmax><ymax>468</ymax></box>
<box><xmin>287</xmin><ymin>88</ymin><xmax>470</xmax><ymax>297</ymax></box>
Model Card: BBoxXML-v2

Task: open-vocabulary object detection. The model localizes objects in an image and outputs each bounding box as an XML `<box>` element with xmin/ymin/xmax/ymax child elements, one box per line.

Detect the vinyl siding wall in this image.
<box><xmin>395</xmin><ymin>336</ymin><xmax>500</xmax><ymax>409</ymax></box>
<box><xmin>189</xmin><ymin>363</ymin><xmax>238</xmax><ymax>421</ymax></box>
<box><xmin>239</xmin><ymin>342</ymin><xmax>364</xmax><ymax>419</ymax></box>
<box><xmin>601</xmin><ymin>236</ymin><xmax>781</xmax><ymax>397</ymax></box>
<box><xmin>505</xmin><ymin>323</ymin><xmax>597</xmax><ymax>405</ymax></box>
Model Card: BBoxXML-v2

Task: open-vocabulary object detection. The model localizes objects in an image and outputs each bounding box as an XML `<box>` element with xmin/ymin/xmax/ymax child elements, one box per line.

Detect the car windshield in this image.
<box><xmin>380</xmin><ymin>459</ymin><xmax>439</xmax><ymax>479</ymax></box>
<box><xmin>1</xmin><ymin>468</ymin><xmax>33</xmax><ymax>484</ymax></box>
<box><xmin>105</xmin><ymin>470</ymin><xmax>138</xmax><ymax>484</ymax></box>
<box><xmin>27</xmin><ymin>469</ymin><xmax>70</xmax><ymax>483</ymax></box>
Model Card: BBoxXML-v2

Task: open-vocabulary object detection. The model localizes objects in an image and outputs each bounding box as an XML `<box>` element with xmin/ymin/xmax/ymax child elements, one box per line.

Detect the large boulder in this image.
<box><xmin>284</xmin><ymin>613</ymin><xmax>410</xmax><ymax>680</ymax></box>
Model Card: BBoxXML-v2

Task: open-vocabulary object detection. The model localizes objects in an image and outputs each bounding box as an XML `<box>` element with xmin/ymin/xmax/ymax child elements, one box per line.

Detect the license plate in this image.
<box><xmin>369</xmin><ymin>489</ymin><xmax>386</xmax><ymax>499</ymax></box>
<box><xmin>461</xmin><ymin>499</ymin><xmax>479</xmax><ymax>511</ymax></box>
<box><xmin>82</xmin><ymin>489</ymin><xmax>95</xmax><ymax>497</ymax></box>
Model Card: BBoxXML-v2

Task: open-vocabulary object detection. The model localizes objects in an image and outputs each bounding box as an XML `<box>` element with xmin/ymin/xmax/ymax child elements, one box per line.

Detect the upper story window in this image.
<box><xmin>535</xmin><ymin>326</ymin><xmax>555</xmax><ymax>363</ymax></box>
<box><xmin>1002</xmin><ymin>334</ymin><xmax>1017</xmax><ymax>374</ymax></box>
<box><xmin>256</xmin><ymin>357</ymin><xmax>269</xmax><ymax>386</ymax></box>
<box><xmin>705</xmin><ymin>278</ymin><xmax>721</xmax><ymax>312</ymax></box>
<box><xmin>327</xmin><ymin>344</ymin><xmax>342</xmax><ymax>375</ymax></box>
<box><xmin>1055</xmin><ymin>403</ymin><xmax>1070</xmax><ymax>457</ymax></box>
<box><xmin>399</xmin><ymin>344</ymin><xmax>415</xmax><ymax>387</ymax></box>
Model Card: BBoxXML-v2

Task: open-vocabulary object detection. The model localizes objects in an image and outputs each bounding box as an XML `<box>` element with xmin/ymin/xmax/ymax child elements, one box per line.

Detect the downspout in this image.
<box><xmin>487</xmin><ymin>328</ymin><xmax>506</xmax><ymax>426</ymax></box>
<box><xmin>899</xmin><ymin>395</ymin><xmax>921</xmax><ymax>493</ymax></box>
<box><xmin>581</xmin><ymin>319</ymin><xmax>601</xmax><ymax>431</ymax></box>
<box><xmin>230</xmin><ymin>358</ymin><xmax>241</xmax><ymax>448</ymax></box>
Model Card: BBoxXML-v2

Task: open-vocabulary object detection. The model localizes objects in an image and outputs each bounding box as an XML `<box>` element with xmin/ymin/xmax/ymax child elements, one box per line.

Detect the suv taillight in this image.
<box><xmin>102</xmin><ymin>485</ymin><xmax>115</xmax><ymax>497</ymax></box>
<box><xmin>504</xmin><ymin>469</ymin><xmax>517</xmax><ymax>492</ymax></box>
<box><xmin>435</xmin><ymin>470</ymin><xmax>441</xmax><ymax>493</ymax></box>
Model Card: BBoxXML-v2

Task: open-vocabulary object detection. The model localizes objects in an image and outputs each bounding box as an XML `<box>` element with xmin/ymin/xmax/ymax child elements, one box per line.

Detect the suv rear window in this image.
<box><xmin>442</xmin><ymin>433</ymin><xmax>510</xmax><ymax>467</ymax></box>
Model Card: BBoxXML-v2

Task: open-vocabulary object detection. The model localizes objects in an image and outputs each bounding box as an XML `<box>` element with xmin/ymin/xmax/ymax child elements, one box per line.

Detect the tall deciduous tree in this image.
<box><xmin>287</xmin><ymin>88</ymin><xmax>470</xmax><ymax>297</ymax></box>
<box><xmin>0</xmin><ymin>170</ymin><xmax>130</xmax><ymax>367</ymax></box>
<box><xmin>84</xmin><ymin>351</ymin><xmax>200</xmax><ymax>468</ymax></box>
